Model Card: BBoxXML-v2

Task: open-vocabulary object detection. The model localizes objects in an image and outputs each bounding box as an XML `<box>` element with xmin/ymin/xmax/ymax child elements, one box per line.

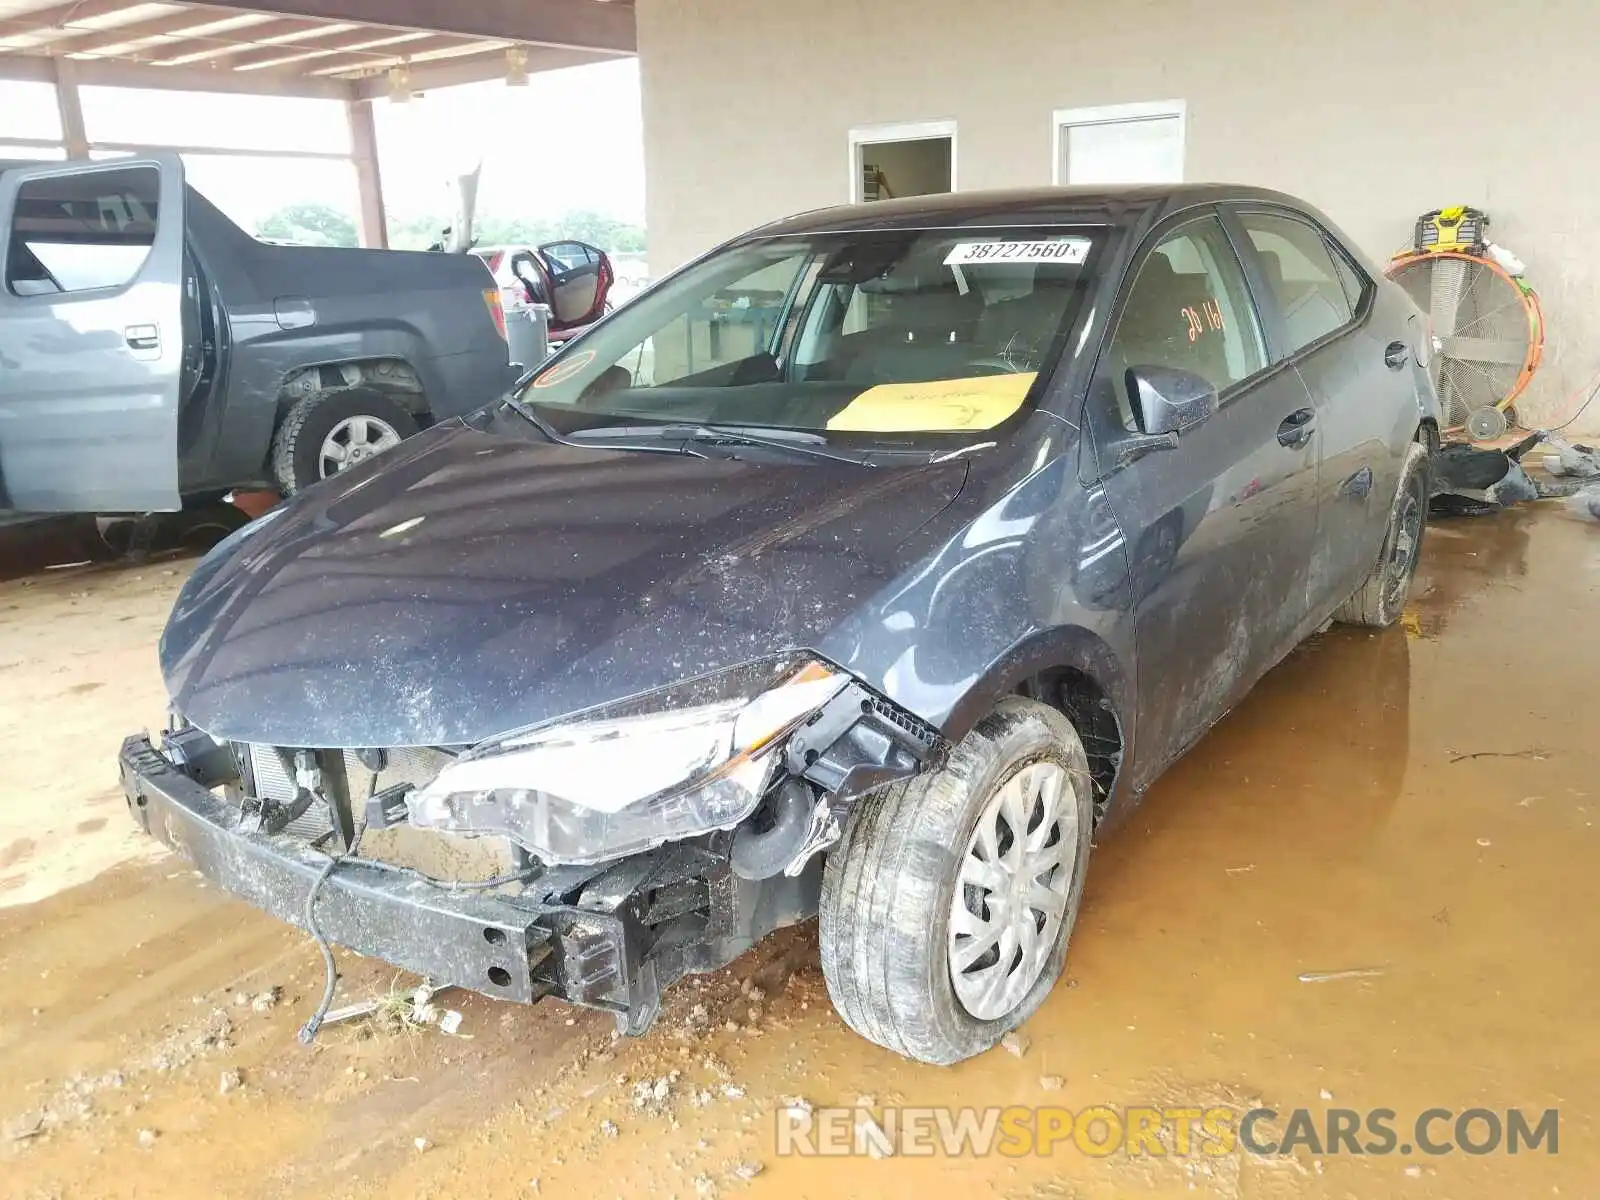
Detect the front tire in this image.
<box><xmin>270</xmin><ymin>387</ymin><xmax>419</xmax><ymax>495</ymax></box>
<box><xmin>1333</xmin><ymin>440</ymin><xmax>1430</xmax><ymax>628</ymax></box>
<box><xmin>818</xmin><ymin>697</ymin><xmax>1094</xmax><ymax>1065</ymax></box>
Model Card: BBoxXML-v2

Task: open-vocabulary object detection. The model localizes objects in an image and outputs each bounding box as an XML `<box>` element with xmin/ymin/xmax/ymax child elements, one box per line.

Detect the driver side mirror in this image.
<box><xmin>1127</xmin><ymin>365</ymin><xmax>1219</xmax><ymax>437</ymax></box>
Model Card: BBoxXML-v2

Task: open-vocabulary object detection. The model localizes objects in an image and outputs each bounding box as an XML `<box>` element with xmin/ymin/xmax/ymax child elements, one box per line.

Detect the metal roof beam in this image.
<box><xmin>0</xmin><ymin>0</ymin><xmax>134</xmax><ymax>42</ymax></box>
<box><xmin>195</xmin><ymin>0</ymin><xmax>635</xmax><ymax>54</ymax></box>
<box><xmin>145</xmin><ymin>17</ymin><xmax>344</xmax><ymax>63</ymax></box>
<box><xmin>0</xmin><ymin>50</ymin><xmax>352</xmax><ymax>98</ymax></box>
<box><xmin>46</xmin><ymin>11</ymin><xmax>272</xmax><ymax>57</ymax></box>
<box><xmin>347</xmin><ymin>42</ymin><xmax>609</xmax><ymax>96</ymax></box>
<box><xmin>306</xmin><ymin>35</ymin><xmax>499</xmax><ymax>76</ymax></box>
<box><xmin>220</xmin><ymin>25</ymin><xmax>424</xmax><ymax>70</ymax></box>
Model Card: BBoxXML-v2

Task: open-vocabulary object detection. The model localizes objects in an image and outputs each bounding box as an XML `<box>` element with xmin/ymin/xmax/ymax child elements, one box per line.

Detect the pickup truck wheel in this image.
<box><xmin>818</xmin><ymin>697</ymin><xmax>1093</xmax><ymax>1065</ymax></box>
<box><xmin>1333</xmin><ymin>441</ymin><xmax>1431</xmax><ymax>628</ymax></box>
<box><xmin>271</xmin><ymin>387</ymin><xmax>419</xmax><ymax>494</ymax></box>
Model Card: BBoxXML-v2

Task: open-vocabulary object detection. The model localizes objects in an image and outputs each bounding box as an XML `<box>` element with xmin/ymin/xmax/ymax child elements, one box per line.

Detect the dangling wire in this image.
<box><xmin>297</xmin><ymin>824</ymin><xmax>363</xmax><ymax>1046</ymax></box>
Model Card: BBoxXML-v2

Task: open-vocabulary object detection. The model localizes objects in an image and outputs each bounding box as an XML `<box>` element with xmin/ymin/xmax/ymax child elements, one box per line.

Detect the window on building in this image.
<box><xmin>6</xmin><ymin>166</ymin><xmax>159</xmax><ymax>297</ymax></box>
<box><xmin>850</xmin><ymin>122</ymin><xmax>955</xmax><ymax>203</ymax></box>
<box><xmin>1238</xmin><ymin>212</ymin><xmax>1358</xmax><ymax>353</ymax></box>
<box><xmin>1055</xmin><ymin>102</ymin><xmax>1185</xmax><ymax>186</ymax></box>
<box><xmin>1104</xmin><ymin>216</ymin><xmax>1266</xmax><ymax>430</ymax></box>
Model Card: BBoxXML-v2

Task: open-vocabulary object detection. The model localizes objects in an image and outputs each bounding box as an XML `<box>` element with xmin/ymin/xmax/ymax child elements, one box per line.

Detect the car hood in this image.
<box><xmin>162</xmin><ymin>419</ymin><xmax>968</xmax><ymax>747</ymax></box>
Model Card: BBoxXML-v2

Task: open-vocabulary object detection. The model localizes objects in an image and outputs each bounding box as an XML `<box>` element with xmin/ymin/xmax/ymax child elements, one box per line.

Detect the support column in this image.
<box><xmin>51</xmin><ymin>56</ymin><xmax>90</xmax><ymax>158</ymax></box>
<box><xmin>345</xmin><ymin>95</ymin><xmax>388</xmax><ymax>249</ymax></box>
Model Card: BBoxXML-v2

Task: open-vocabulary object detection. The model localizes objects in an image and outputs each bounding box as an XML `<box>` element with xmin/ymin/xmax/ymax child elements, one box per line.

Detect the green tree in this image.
<box><xmin>387</xmin><ymin>210</ymin><xmax>647</xmax><ymax>255</ymax></box>
<box><xmin>256</xmin><ymin>203</ymin><xmax>359</xmax><ymax>247</ymax></box>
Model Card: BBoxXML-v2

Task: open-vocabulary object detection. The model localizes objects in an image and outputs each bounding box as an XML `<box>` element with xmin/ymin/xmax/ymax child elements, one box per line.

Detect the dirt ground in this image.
<box><xmin>1</xmin><ymin>505</ymin><xmax>1596</xmax><ymax>1198</ymax></box>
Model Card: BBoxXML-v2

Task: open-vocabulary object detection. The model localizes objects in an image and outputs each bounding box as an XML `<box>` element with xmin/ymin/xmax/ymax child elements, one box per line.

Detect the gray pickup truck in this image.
<box><xmin>0</xmin><ymin>152</ymin><xmax>515</xmax><ymax>512</ymax></box>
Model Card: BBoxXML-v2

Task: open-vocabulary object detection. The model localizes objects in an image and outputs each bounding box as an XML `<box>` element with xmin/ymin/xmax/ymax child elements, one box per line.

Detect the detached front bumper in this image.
<box><xmin>118</xmin><ymin>735</ymin><xmax>666</xmax><ymax>1031</ymax></box>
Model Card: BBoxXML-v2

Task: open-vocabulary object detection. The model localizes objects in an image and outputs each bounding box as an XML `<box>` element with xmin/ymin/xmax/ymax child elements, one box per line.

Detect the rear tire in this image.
<box><xmin>270</xmin><ymin>387</ymin><xmax>419</xmax><ymax>495</ymax></box>
<box><xmin>1333</xmin><ymin>441</ymin><xmax>1430</xmax><ymax>628</ymax></box>
<box><xmin>818</xmin><ymin>697</ymin><xmax>1094</xmax><ymax>1065</ymax></box>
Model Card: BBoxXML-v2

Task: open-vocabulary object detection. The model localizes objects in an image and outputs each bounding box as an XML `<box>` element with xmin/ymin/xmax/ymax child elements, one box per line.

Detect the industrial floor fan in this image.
<box><xmin>1386</xmin><ymin>208</ymin><xmax>1544</xmax><ymax>441</ymax></box>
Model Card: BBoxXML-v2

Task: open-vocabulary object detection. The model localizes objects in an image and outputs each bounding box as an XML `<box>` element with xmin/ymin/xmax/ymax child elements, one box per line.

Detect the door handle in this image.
<box><xmin>1384</xmin><ymin>341</ymin><xmax>1410</xmax><ymax>370</ymax></box>
<box><xmin>1276</xmin><ymin>407</ymin><xmax>1316</xmax><ymax>449</ymax></box>
<box><xmin>124</xmin><ymin>324</ymin><xmax>160</xmax><ymax>352</ymax></box>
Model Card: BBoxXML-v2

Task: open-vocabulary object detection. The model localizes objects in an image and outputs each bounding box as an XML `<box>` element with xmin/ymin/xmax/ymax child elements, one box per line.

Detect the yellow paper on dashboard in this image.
<box><xmin>826</xmin><ymin>372</ymin><xmax>1037</xmax><ymax>433</ymax></box>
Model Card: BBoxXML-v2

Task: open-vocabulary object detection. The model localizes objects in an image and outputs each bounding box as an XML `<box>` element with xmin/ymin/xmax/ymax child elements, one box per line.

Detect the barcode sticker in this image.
<box><xmin>944</xmin><ymin>239</ymin><xmax>1091</xmax><ymax>266</ymax></box>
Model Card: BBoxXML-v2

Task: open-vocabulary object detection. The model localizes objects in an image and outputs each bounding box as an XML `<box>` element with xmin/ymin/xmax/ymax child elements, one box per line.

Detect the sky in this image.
<box><xmin>0</xmin><ymin>57</ymin><xmax>646</xmax><ymax>231</ymax></box>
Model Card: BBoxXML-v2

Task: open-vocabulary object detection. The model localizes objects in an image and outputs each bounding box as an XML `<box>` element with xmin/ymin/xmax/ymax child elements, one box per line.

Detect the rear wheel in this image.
<box><xmin>1334</xmin><ymin>441</ymin><xmax>1430</xmax><ymax>628</ymax></box>
<box><xmin>270</xmin><ymin>387</ymin><xmax>419</xmax><ymax>495</ymax></box>
<box><xmin>818</xmin><ymin>697</ymin><xmax>1094</xmax><ymax>1065</ymax></box>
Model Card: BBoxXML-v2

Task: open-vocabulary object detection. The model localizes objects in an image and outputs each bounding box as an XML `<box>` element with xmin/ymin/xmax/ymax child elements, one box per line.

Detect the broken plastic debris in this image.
<box><xmin>1039</xmin><ymin>1075</ymin><xmax>1065</xmax><ymax>1091</ymax></box>
<box><xmin>856</xmin><ymin>1111</ymin><xmax>895</xmax><ymax>1158</ymax></box>
<box><xmin>5</xmin><ymin>1113</ymin><xmax>45</xmax><ymax>1142</ymax></box>
<box><xmin>413</xmin><ymin>1136</ymin><xmax>430</xmax><ymax>1153</ymax></box>
<box><xmin>780</xmin><ymin>1096</ymin><xmax>813</xmax><ymax>1119</ymax></box>
<box><xmin>1566</xmin><ymin>485</ymin><xmax>1600</xmax><ymax>522</ymax></box>
<box><xmin>438</xmin><ymin>1010</ymin><xmax>465</xmax><ymax>1036</ymax></box>
<box><xmin>1297</xmin><ymin>967</ymin><xmax>1385</xmax><ymax>983</ymax></box>
<box><xmin>319</xmin><ymin>999</ymin><xmax>382</xmax><ymax>1026</ymax></box>
<box><xmin>250</xmin><ymin>987</ymin><xmax>281</xmax><ymax>1014</ymax></box>
<box><xmin>730</xmin><ymin>1161</ymin><xmax>764</xmax><ymax>1181</ymax></box>
<box><xmin>1000</xmin><ymin>1031</ymin><xmax>1030</xmax><ymax>1058</ymax></box>
<box><xmin>218</xmin><ymin>1069</ymin><xmax>243</xmax><ymax>1096</ymax></box>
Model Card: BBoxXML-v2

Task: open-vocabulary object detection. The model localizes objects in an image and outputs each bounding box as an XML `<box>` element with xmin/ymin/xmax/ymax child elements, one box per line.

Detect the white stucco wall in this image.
<box><xmin>637</xmin><ymin>0</ymin><xmax>1600</xmax><ymax>430</ymax></box>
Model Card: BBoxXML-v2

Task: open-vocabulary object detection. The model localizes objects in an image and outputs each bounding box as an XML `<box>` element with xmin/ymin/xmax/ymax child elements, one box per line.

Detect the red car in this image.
<box><xmin>474</xmin><ymin>241</ymin><xmax>614</xmax><ymax>341</ymax></box>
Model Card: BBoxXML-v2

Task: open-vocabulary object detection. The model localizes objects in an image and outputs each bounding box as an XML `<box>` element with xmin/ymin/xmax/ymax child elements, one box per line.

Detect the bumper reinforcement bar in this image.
<box><xmin>118</xmin><ymin>735</ymin><xmax>662</xmax><ymax>1031</ymax></box>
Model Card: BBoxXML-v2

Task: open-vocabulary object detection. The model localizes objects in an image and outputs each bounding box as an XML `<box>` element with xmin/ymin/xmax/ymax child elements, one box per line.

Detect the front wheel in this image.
<box><xmin>818</xmin><ymin>697</ymin><xmax>1094</xmax><ymax>1065</ymax></box>
<box><xmin>1334</xmin><ymin>440</ymin><xmax>1431</xmax><ymax>628</ymax></box>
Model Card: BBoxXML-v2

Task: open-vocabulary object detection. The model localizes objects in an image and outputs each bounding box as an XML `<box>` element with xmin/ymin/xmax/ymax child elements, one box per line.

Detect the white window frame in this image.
<box><xmin>1051</xmin><ymin>100</ymin><xmax>1186</xmax><ymax>186</ymax></box>
<box><xmin>847</xmin><ymin>119</ymin><xmax>958</xmax><ymax>203</ymax></box>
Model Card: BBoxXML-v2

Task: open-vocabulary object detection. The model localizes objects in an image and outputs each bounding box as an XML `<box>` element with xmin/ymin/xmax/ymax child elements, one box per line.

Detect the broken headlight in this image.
<box><xmin>406</xmin><ymin>659</ymin><xmax>845</xmax><ymax>865</ymax></box>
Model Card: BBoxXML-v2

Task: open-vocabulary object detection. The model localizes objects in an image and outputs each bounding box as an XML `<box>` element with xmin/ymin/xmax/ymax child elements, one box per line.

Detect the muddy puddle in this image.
<box><xmin>1</xmin><ymin>505</ymin><xmax>1596</xmax><ymax>1198</ymax></box>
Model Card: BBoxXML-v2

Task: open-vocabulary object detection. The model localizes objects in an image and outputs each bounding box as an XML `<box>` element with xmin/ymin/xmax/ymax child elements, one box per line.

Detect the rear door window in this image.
<box><xmin>5</xmin><ymin>165</ymin><xmax>159</xmax><ymax>296</ymax></box>
<box><xmin>1236</xmin><ymin>212</ymin><xmax>1358</xmax><ymax>354</ymax></box>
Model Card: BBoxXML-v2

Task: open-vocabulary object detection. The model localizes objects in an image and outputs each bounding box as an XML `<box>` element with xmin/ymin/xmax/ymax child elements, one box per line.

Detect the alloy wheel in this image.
<box><xmin>319</xmin><ymin>415</ymin><xmax>403</xmax><ymax>478</ymax></box>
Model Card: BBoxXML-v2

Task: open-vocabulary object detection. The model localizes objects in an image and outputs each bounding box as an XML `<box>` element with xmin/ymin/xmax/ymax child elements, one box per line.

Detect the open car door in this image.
<box><xmin>536</xmin><ymin>240</ymin><xmax>613</xmax><ymax>332</ymax></box>
<box><xmin>0</xmin><ymin>153</ymin><xmax>186</xmax><ymax>512</ymax></box>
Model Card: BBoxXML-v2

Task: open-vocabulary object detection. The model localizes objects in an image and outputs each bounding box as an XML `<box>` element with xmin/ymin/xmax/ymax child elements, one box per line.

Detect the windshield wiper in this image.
<box><xmin>568</xmin><ymin>423</ymin><xmax>870</xmax><ymax>466</ymax></box>
<box><xmin>499</xmin><ymin>394</ymin><xmax>566</xmax><ymax>442</ymax></box>
<box><xmin>498</xmin><ymin>397</ymin><xmax>709</xmax><ymax>458</ymax></box>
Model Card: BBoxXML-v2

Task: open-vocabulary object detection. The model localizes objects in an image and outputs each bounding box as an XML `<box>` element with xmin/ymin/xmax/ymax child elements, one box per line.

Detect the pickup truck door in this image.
<box><xmin>537</xmin><ymin>240</ymin><xmax>613</xmax><ymax>330</ymax></box>
<box><xmin>0</xmin><ymin>153</ymin><xmax>186</xmax><ymax>513</ymax></box>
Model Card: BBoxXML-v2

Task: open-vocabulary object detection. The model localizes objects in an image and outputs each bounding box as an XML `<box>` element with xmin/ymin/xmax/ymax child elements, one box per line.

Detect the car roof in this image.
<box><xmin>751</xmin><ymin>183</ymin><xmax>1313</xmax><ymax>238</ymax></box>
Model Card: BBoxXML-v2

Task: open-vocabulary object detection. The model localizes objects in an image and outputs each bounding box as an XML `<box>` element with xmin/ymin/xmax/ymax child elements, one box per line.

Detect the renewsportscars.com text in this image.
<box><xmin>775</xmin><ymin>1104</ymin><xmax>1559</xmax><ymax>1159</ymax></box>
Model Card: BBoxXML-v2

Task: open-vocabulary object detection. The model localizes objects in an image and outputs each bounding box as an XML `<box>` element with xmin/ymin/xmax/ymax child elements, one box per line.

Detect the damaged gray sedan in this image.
<box><xmin>121</xmin><ymin>185</ymin><xmax>1440</xmax><ymax>1064</ymax></box>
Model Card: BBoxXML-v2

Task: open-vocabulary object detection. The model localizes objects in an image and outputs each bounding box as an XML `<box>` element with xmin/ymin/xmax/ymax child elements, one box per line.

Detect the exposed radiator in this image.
<box><xmin>243</xmin><ymin>745</ymin><xmax>453</xmax><ymax>840</ymax></box>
